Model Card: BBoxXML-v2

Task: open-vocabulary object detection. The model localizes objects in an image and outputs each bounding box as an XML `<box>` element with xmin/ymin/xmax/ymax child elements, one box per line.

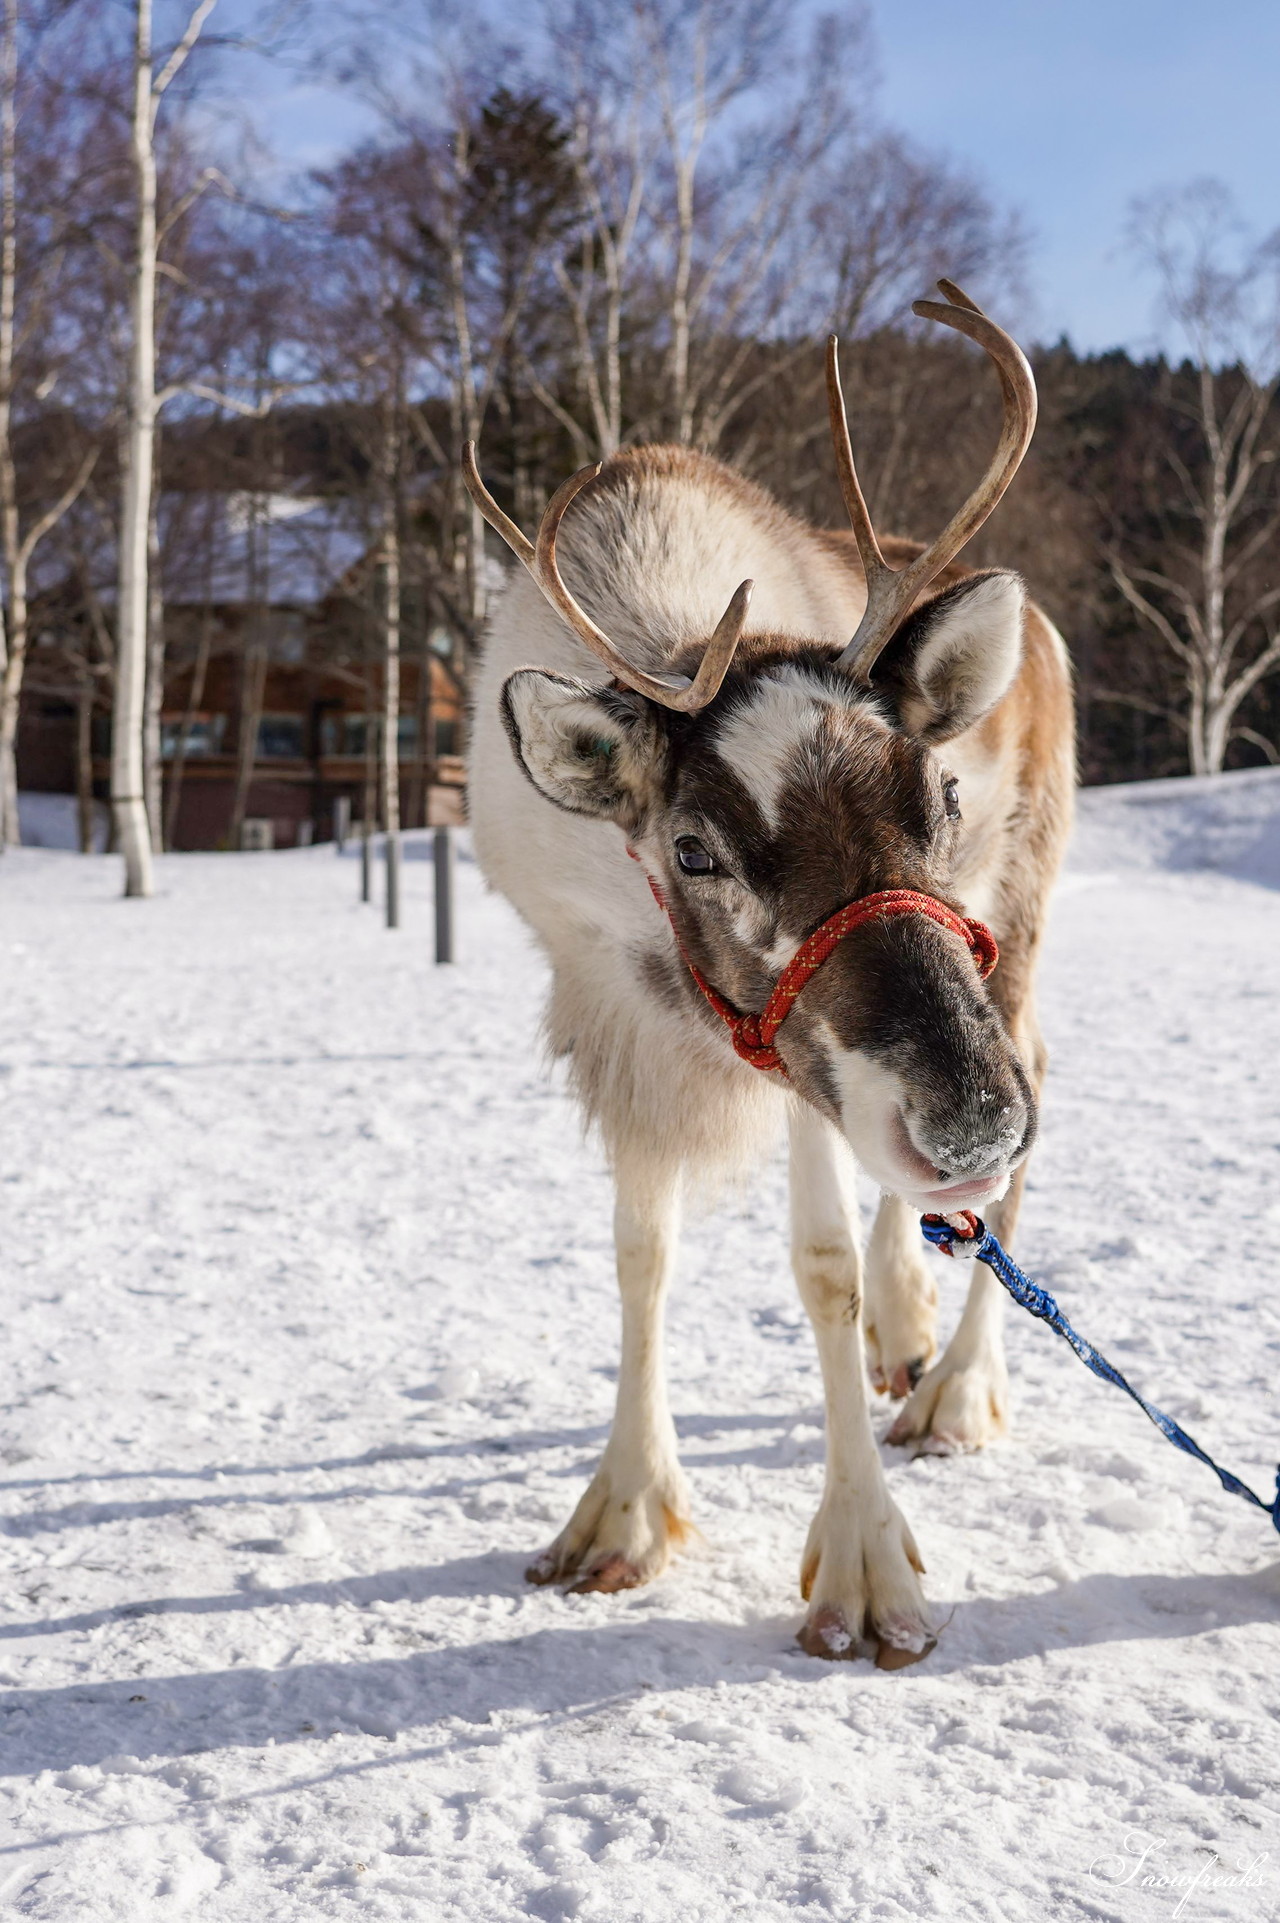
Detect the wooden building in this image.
<box><xmin>16</xmin><ymin>491</ymin><xmax>467</xmax><ymax>851</ymax></box>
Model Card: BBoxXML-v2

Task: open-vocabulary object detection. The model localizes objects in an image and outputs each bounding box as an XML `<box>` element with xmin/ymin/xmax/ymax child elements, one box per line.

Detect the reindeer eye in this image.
<box><xmin>943</xmin><ymin>778</ymin><xmax>961</xmax><ymax>820</ymax></box>
<box><xmin>676</xmin><ymin>836</ymin><xmax>717</xmax><ymax>874</ymax></box>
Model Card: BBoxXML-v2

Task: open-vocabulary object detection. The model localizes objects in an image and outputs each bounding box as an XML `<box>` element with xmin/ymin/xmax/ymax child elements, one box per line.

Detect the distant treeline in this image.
<box><xmin>3</xmin><ymin>1</ymin><xmax>1277</xmax><ymax>858</ymax></box>
<box><xmin>152</xmin><ymin>325</ymin><xmax>1280</xmax><ymax>790</ymax></box>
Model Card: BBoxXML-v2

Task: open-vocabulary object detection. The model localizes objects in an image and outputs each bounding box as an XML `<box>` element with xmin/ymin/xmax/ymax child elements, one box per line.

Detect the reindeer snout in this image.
<box><xmin>913</xmin><ymin>1088</ymin><xmax>1032</xmax><ymax>1187</ymax></box>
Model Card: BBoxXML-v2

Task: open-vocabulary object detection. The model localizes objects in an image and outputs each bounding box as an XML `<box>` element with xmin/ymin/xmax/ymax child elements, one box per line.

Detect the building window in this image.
<box><xmin>319</xmin><ymin>713</ymin><xmax>418</xmax><ymax>757</ymax></box>
<box><xmin>435</xmin><ymin>719</ymin><xmax>459</xmax><ymax>757</ymax></box>
<box><xmin>257</xmin><ymin>713</ymin><xmax>306</xmax><ymax>759</ymax></box>
<box><xmin>161</xmin><ymin>714</ymin><xmax>226</xmax><ymax>758</ymax></box>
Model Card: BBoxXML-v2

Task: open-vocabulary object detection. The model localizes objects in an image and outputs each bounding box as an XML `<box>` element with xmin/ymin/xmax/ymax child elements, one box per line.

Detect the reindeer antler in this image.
<box><xmin>462</xmin><ymin>445</ymin><xmax>754</xmax><ymax>712</ymax></box>
<box><xmin>828</xmin><ymin>279</ymin><xmax>1037</xmax><ymax>684</ymax></box>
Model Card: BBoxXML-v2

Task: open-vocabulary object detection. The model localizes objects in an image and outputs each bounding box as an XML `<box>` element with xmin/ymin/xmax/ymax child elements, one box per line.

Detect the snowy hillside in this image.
<box><xmin>1</xmin><ymin>770</ymin><xmax>1279</xmax><ymax>1921</ymax></box>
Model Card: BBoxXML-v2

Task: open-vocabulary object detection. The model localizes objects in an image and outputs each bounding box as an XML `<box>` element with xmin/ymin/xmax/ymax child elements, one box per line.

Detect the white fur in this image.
<box><xmin>821</xmin><ymin>1028</ymin><xmax>1010</xmax><ymax>1212</ymax></box>
<box><xmin>912</xmin><ymin>573</ymin><xmax>1025</xmax><ymax>732</ymax></box>
<box><xmin>467</xmin><ymin>447</ymin><xmax>1067</xmax><ymax>1646</ymax></box>
<box><xmin>714</xmin><ymin>669</ymin><xmax>849</xmax><ymax>831</ymax></box>
<box><xmin>886</xmin><ymin>1258</ymin><xmax>1010</xmax><ymax>1456</ymax></box>
<box><xmin>527</xmin><ymin>1154</ymin><xmax>691</xmax><ymax>1584</ymax></box>
<box><xmin>788</xmin><ymin>1105</ymin><xmax>932</xmax><ymax>1655</ymax></box>
<box><xmin>763</xmin><ymin>930</ymin><xmax>803</xmax><ymax>971</ymax></box>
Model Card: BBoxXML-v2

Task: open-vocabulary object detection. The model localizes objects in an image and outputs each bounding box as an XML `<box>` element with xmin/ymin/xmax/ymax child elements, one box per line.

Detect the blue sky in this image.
<box><xmin>204</xmin><ymin>0</ymin><xmax>1280</xmax><ymax>355</ymax></box>
<box><xmin>868</xmin><ymin>0</ymin><xmax>1280</xmax><ymax>351</ymax></box>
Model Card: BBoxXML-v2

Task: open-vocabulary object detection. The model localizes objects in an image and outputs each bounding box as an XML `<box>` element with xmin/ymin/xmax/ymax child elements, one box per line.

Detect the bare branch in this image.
<box><xmin>155</xmin><ymin>381</ymin><xmax>286</xmax><ymax>416</ymax></box>
<box><xmin>157</xmin><ymin>166</ymin><xmax>232</xmax><ymax>245</ymax></box>
<box><xmin>1221</xmin><ymin>584</ymin><xmax>1280</xmax><ymax>663</ymax></box>
<box><xmin>1089</xmin><ymin>687</ymin><xmax>1184</xmax><ymax>725</ymax></box>
<box><xmin>16</xmin><ymin>442</ymin><xmax>99</xmax><ymax>569</ymax></box>
<box><xmin>1109</xmin><ymin>557</ymin><xmax>1195</xmax><ymax>666</ymax></box>
<box><xmin>1231</xmin><ymin>724</ymin><xmax>1279</xmax><ymax>764</ymax></box>
<box><xmin>1221</xmin><ymin>505</ymin><xmax>1280</xmax><ymax>591</ymax></box>
<box><xmin>151</xmin><ymin>0</ymin><xmax>217</xmax><ymax>105</ymax></box>
<box><xmin>404</xmin><ymin>402</ymin><xmax>449</xmax><ymax>470</ymax></box>
<box><xmin>515</xmin><ymin>352</ymin><xmax>595</xmax><ymax>464</ymax></box>
<box><xmin>1118</xmin><ymin>562</ymin><xmax>1208</xmax><ymax>652</ymax></box>
<box><xmin>1223</xmin><ymin>632</ymin><xmax>1280</xmax><ymax>711</ymax></box>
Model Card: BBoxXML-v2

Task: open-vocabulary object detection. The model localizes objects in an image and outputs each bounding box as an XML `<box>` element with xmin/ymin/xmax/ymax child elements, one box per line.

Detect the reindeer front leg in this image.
<box><xmin>788</xmin><ymin>1106</ymin><xmax>934</xmax><ymax>1667</ymax></box>
<box><xmin>527</xmin><ymin>1152</ymin><xmax>692</xmax><ymax>1594</ymax></box>
<box><xmin>864</xmin><ymin>1191</ymin><xmax>940</xmax><ymax>1398</ymax></box>
<box><xmin>887</xmin><ymin>1004</ymin><xmax>1047</xmax><ymax>1453</ymax></box>
<box><xmin>885</xmin><ymin>1201</ymin><xmax>1012</xmax><ymax>1454</ymax></box>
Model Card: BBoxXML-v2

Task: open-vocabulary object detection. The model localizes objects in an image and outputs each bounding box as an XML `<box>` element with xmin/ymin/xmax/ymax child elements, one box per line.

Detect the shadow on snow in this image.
<box><xmin>1</xmin><ymin>1553</ymin><xmax>1278</xmax><ymax>1782</ymax></box>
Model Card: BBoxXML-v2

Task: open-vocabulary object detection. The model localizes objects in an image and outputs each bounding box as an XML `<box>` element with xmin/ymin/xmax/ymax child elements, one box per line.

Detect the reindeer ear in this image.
<box><xmin>871</xmin><ymin>571</ymin><xmax>1025</xmax><ymax>743</ymax></box>
<box><xmin>500</xmin><ymin>670</ymin><xmax>663</xmax><ymax>821</ymax></box>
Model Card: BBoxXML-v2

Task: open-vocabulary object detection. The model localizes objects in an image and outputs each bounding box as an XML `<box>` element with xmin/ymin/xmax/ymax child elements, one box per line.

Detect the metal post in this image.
<box><xmin>360</xmin><ymin>819</ymin><xmax>372</xmax><ymax>903</ymax></box>
<box><xmin>333</xmin><ymin>794</ymin><xmax>350</xmax><ymax>851</ymax></box>
<box><xmin>385</xmin><ymin>831</ymin><xmax>401</xmax><ymax>931</ymax></box>
<box><xmin>433</xmin><ymin>824</ymin><xmax>454</xmax><ymax>964</ymax></box>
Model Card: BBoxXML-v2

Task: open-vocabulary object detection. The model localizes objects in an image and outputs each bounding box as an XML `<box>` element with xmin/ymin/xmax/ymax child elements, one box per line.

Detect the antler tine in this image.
<box><xmin>825</xmin><ymin>335</ymin><xmax>889</xmax><ymax>596</ymax></box>
<box><xmin>464</xmin><ymin>442</ymin><xmax>671</xmax><ymax>700</ymax></box>
<box><xmin>461</xmin><ymin>441</ymin><xmax>536</xmax><ymax>568</ymax></box>
<box><xmin>684</xmin><ymin>578</ymin><xmax>756</xmax><ymax>708</ymax></box>
<box><xmin>831</xmin><ymin>282</ymin><xmax>1038</xmax><ymax>684</ymax></box>
<box><xmin>463</xmin><ymin>442</ymin><xmax>753</xmax><ymax>711</ymax></box>
<box><xmin>463</xmin><ymin>440</ymin><xmax>753</xmax><ymax>711</ymax></box>
<box><xmin>534</xmin><ymin>465</ymin><xmax>754</xmax><ymax>710</ymax></box>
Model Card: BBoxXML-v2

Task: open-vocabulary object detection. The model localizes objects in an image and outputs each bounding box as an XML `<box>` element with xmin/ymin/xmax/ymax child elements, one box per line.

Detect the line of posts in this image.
<box><xmin>333</xmin><ymin>795</ymin><xmax>454</xmax><ymax>963</ymax></box>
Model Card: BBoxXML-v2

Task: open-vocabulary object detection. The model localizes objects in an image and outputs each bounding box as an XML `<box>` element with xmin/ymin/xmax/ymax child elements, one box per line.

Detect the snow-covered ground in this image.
<box><xmin>2</xmin><ymin>771</ymin><xmax>1279</xmax><ymax>1922</ymax></box>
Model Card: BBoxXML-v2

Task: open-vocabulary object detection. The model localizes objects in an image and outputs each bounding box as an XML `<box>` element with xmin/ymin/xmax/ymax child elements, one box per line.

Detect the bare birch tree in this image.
<box><xmin>113</xmin><ymin>0</ymin><xmax>218</xmax><ymax>894</ymax></box>
<box><xmin>0</xmin><ymin>0</ymin><xmax>99</xmax><ymax>847</ymax></box>
<box><xmin>548</xmin><ymin>86</ymin><xmax>648</xmax><ymax>459</ymax></box>
<box><xmin>1111</xmin><ymin>181</ymin><xmax>1280</xmax><ymax>775</ymax></box>
<box><xmin>380</xmin><ymin>374</ymin><xmax>401</xmax><ymax>928</ymax></box>
<box><xmin>113</xmin><ymin>0</ymin><xmax>292</xmax><ymax>887</ymax></box>
<box><xmin>539</xmin><ymin>1</ymin><xmax>1017</xmax><ymax>462</ymax></box>
<box><xmin>431</xmin><ymin>90</ymin><xmax>575</xmax><ymax>642</ymax></box>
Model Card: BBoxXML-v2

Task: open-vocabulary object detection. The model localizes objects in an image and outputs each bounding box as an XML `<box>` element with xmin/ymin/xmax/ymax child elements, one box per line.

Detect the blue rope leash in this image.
<box><xmin>920</xmin><ymin>1211</ymin><xmax>1280</xmax><ymax>1535</ymax></box>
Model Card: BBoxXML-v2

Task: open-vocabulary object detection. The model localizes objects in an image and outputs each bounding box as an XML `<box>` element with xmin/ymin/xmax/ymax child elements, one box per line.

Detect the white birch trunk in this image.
<box><xmin>143</xmin><ymin>493</ymin><xmax>165</xmax><ymax>847</ymax></box>
<box><xmin>112</xmin><ymin>0</ymin><xmax>159</xmax><ymax>895</ymax></box>
<box><xmin>664</xmin><ymin>32</ymin><xmax>706</xmax><ymax>447</ymax></box>
<box><xmin>0</xmin><ymin>0</ymin><xmax>19</xmax><ymax>847</ymax></box>
<box><xmin>76</xmin><ymin>670</ymin><xmax>94</xmax><ymax>853</ymax></box>
<box><xmin>381</xmin><ymin>448</ymin><xmax>401</xmax><ymax>930</ymax></box>
<box><xmin>112</xmin><ymin>0</ymin><xmax>216</xmax><ymax>893</ymax></box>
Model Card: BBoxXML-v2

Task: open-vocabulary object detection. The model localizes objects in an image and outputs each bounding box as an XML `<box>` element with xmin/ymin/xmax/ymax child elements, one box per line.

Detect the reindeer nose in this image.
<box><xmin>917</xmin><ymin>1092</ymin><xmax>1029</xmax><ymax>1184</ymax></box>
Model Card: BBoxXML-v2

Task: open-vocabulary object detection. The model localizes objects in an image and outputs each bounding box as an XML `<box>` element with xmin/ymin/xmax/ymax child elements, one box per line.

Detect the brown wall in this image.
<box><xmin>18</xmin><ymin>633</ymin><xmax>466</xmax><ymax>851</ymax></box>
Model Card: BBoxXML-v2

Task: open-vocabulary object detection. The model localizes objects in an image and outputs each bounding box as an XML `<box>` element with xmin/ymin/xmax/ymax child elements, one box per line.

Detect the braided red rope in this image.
<box><xmin>631</xmin><ymin>850</ymin><xmax>997</xmax><ymax>1079</ymax></box>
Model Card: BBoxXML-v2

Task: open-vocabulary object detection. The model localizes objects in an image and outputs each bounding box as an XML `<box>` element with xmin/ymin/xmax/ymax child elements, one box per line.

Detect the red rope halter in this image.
<box><xmin>630</xmin><ymin>850</ymin><xmax>998</xmax><ymax>1080</ymax></box>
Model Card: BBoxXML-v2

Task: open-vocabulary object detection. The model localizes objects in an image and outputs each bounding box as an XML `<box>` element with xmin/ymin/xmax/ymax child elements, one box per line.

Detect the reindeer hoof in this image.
<box><xmin>888</xmin><ymin>1358</ymin><xmax>926</xmax><ymax>1399</ymax></box>
<box><xmin>797</xmin><ymin>1604</ymin><xmax>859</xmax><ymax>1660</ymax></box>
<box><xmin>873</xmin><ymin>1620</ymin><xmax>937</xmax><ymax>1669</ymax></box>
<box><xmin>797</xmin><ymin>1603</ymin><xmax>936</xmax><ymax>1668</ymax></box>
<box><xmin>886</xmin><ymin>1351</ymin><xmax>1009</xmax><ymax>1453</ymax></box>
<box><xmin>566</xmin><ymin>1552</ymin><xmax>644</xmax><ymax>1594</ymax></box>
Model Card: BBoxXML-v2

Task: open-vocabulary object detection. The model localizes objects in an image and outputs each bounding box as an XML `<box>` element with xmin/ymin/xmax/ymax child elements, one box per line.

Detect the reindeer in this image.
<box><xmin>464</xmin><ymin>283</ymin><xmax>1074</xmax><ymax>1668</ymax></box>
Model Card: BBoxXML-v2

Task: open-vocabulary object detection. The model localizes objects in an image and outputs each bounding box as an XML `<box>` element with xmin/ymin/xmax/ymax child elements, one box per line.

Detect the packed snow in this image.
<box><xmin>2</xmin><ymin>770</ymin><xmax>1279</xmax><ymax>1921</ymax></box>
